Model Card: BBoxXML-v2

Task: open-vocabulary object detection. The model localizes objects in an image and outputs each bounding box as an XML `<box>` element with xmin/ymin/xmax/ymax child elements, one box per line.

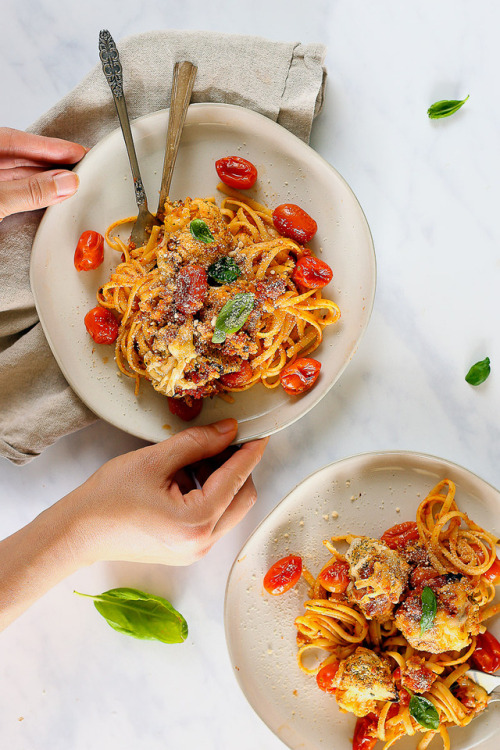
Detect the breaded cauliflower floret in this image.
<box><xmin>395</xmin><ymin>575</ymin><xmax>480</xmax><ymax>654</ymax></box>
<box><xmin>346</xmin><ymin>538</ymin><xmax>410</xmax><ymax>622</ymax></box>
<box><xmin>332</xmin><ymin>646</ymin><xmax>396</xmax><ymax>717</ymax></box>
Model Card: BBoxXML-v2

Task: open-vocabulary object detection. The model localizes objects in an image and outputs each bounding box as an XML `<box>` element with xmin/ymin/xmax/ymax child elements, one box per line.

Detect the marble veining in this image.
<box><xmin>1</xmin><ymin>1</ymin><xmax>500</xmax><ymax>748</ymax></box>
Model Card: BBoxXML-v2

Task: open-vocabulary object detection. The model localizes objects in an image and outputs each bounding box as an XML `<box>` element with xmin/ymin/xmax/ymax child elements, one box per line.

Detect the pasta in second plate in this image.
<box><xmin>264</xmin><ymin>479</ymin><xmax>500</xmax><ymax>750</ymax></box>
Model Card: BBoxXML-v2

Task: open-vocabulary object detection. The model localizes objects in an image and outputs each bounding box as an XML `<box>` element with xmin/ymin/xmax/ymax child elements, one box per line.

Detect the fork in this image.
<box><xmin>98</xmin><ymin>29</ymin><xmax>160</xmax><ymax>247</ymax></box>
<box><xmin>466</xmin><ymin>669</ymin><xmax>500</xmax><ymax>704</ymax></box>
<box><xmin>156</xmin><ymin>60</ymin><xmax>197</xmax><ymax>221</ymax></box>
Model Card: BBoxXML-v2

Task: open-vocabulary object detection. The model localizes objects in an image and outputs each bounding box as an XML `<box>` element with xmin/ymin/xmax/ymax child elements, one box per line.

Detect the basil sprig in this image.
<box><xmin>212</xmin><ymin>292</ymin><xmax>255</xmax><ymax>344</ymax></box>
<box><xmin>409</xmin><ymin>694</ymin><xmax>440</xmax><ymax>730</ymax></box>
<box><xmin>427</xmin><ymin>95</ymin><xmax>469</xmax><ymax>119</ymax></box>
<box><xmin>75</xmin><ymin>587</ymin><xmax>188</xmax><ymax>644</ymax></box>
<box><xmin>208</xmin><ymin>256</ymin><xmax>241</xmax><ymax>284</ymax></box>
<box><xmin>465</xmin><ymin>356</ymin><xmax>491</xmax><ymax>386</ymax></box>
<box><xmin>190</xmin><ymin>219</ymin><xmax>215</xmax><ymax>244</ymax></box>
<box><xmin>420</xmin><ymin>586</ymin><xmax>437</xmax><ymax>634</ymax></box>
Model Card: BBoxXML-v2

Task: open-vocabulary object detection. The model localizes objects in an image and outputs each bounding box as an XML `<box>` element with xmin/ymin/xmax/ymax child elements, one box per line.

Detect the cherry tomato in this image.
<box><xmin>74</xmin><ymin>230</ymin><xmax>104</xmax><ymax>271</ymax></box>
<box><xmin>381</xmin><ymin>522</ymin><xmax>420</xmax><ymax>550</ymax></box>
<box><xmin>389</xmin><ymin>704</ymin><xmax>402</xmax><ymax>721</ymax></box>
<box><xmin>352</xmin><ymin>714</ymin><xmax>378</xmax><ymax>750</ymax></box>
<box><xmin>399</xmin><ymin>688</ymin><xmax>411</xmax><ymax>707</ymax></box>
<box><xmin>318</xmin><ymin>560</ymin><xmax>350</xmax><ymax>593</ymax></box>
<box><xmin>410</xmin><ymin>566</ymin><xmax>441</xmax><ymax>590</ymax></box>
<box><xmin>292</xmin><ymin>255</ymin><xmax>333</xmax><ymax>289</ymax></box>
<box><xmin>272</xmin><ymin>204</ymin><xmax>318</xmax><ymax>244</ymax></box>
<box><xmin>471</xmin><ymin>630</ymin><xmax>500</xmax><ymax>674</ymax></box>
<box><xmin>484</xmin><ymin>556</ymin><xmax>500</xmax><ymax>583</ymax></box>
<box><xmin>174</xmin><ymin>265</ymin><xmax>208</xmax><ymax>315</ymax></box>
<box><xmin>316</xmin><ymin>662</ymin><xmax>339</xmax><ymax>693</ymax></box>
<box><xmin>84</xmin><ymin>306</ymin><xmax>119</xmax><ymax>344</ymax></box>
<box><xmin>215</xmin><ymin>156</ymin><xmax>258</xmax><ymax>189</ymax></box>
<box><xmin>263</xmin><ymin>554</ymin><xmax>303</xmax><ymax>595</ymax></box>
<box><xmin>279</xmin><ymin>357</ymin><xmax>321</xmax><ymax>396</ymax></box>
<box><xmin>167</xmin><ymin>396</ymin><xmax>203</xmax><ymax>422</ymax></box>
<box><xmin>220</xmin><ymin>360</ymin><xmax>253</xmax><ymax>388</ymax></box>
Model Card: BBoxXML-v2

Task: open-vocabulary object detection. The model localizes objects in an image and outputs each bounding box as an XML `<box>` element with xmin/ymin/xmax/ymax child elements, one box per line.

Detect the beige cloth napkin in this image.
<box><xmin>0</xmin><ymin>29</ymin><xmax>327</xmax><ymax>465</ymax></box>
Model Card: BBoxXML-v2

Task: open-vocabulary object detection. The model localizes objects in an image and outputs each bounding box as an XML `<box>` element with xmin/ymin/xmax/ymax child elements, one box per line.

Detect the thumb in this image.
<box><xmin>0</xmin><ymin>169</ymin><xmax>79</xmax><ymax>219</ymax></box>
<box><xmin>153</xmin><ymin>419</ymin><xmax>239</xmax><ymax>473</ymax></box>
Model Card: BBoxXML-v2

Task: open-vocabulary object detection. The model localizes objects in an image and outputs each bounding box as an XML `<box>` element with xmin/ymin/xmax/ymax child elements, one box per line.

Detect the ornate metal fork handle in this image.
<box><xmin>99</xmin><ymin>30</ymin><xmax>159</xmax><ymax>243</ymax></box>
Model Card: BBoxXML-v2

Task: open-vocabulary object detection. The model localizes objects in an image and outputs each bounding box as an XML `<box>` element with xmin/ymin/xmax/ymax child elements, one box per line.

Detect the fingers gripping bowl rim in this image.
<box><xmin>224</xmin><ymin>451</ymin><xmax>500</xmax><ymax>750</ymax></box>
<box><xmin>30</xmin><ymin>103</ymin><xmax>376</xmax><ymax>443</ymax></box>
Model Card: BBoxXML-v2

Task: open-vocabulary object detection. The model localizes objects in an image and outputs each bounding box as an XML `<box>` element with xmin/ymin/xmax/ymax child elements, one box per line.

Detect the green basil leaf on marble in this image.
<box><xmin>465</xmin><ymin>357</ymin><xmax>490</xmax><ymax>386</ymax></box>
<box><xmin>427</xmin><ymin>95</ymin><xmax>469</xmax><ymax>119</ymax></box>
<box><xmin>74</xmin><ymin>587</ymin><xmax>188</xmax><ymax>644</ymax></box>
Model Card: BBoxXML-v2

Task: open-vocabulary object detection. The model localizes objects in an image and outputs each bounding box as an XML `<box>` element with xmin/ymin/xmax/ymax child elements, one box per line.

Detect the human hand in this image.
<box><xmin>63</xmin><ymin>419</ymin><xmax>268</xmax><ymax>567</ymax></box>
<box><xmin>0</xmin><ymin>127</ymin><xmax>86</xmax><ymax>220</ymax></box>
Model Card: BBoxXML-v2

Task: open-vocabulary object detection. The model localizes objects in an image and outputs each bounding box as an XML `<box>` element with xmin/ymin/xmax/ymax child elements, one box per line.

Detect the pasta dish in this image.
<box><xmin>263</xmin><ymin>479</ymin><xmax>500</xmax><ymax>750</ymax></box>
<box><xmin>88</xmin><ymin>176</ymin><xmax>340</xmax><ymax>418</ymax></box>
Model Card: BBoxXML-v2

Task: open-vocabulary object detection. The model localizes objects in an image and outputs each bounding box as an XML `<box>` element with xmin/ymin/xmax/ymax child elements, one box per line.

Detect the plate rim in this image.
<box><xmin>30</xmin><ymin>102</ymin><xmax>377</xmax><ymax>442</ymax></box>
<box><xmin>224</xmin><ymin>449</ymin><xmax>500</xmax><ymax>750</ymax></box>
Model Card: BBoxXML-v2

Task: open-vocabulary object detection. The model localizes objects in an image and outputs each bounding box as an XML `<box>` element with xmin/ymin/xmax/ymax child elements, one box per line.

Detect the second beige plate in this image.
<box><xmin>224</xmin><ymin>451</ymin><xmax>500</xmax><ymax>750</ymax></box>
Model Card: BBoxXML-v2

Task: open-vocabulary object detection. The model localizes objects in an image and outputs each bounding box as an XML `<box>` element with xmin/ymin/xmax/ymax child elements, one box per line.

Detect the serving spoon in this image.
<box><xmin>98</xmin><ymin>31</ymin><xmax>197</xmax><ymax>244</ymax></box>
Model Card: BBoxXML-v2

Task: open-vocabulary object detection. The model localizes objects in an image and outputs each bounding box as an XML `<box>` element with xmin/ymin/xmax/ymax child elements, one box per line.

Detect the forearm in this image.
<box><xmin>0</xmin><ymin>491</ymin><xmax>88</xmax><ymax>631</ymax></box>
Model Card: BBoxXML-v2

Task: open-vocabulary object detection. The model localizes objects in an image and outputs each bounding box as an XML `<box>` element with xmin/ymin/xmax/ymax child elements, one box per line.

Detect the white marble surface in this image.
<box><xmin>1</xmin><ymin>1</ymin><xmax>500</xmax><ymax>748</ymax></box>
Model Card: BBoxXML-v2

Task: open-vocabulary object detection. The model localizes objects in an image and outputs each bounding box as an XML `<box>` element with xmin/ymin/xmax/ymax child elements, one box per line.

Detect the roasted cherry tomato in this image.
<box><xmin>74</xmin><ymin>230</ymin><xmax>104</xmax><ymax>271</ymax></box>
<box><xmin>399</xmin><ymin>688</ymin><xmax>411</xmax><ymax>707</ymax></box>
<box><xmin>292</xmin><ymin>255</ymin><xmax>333</xmax><ymax>289</ymax></box>
<box><xmin>167</xmin><ymin>396</ymin><xmax>203</xmax><ymax>422</ymax></box>
<box><xmin>471</xmin><ymin>630</ymin><xmax>500</xmax><ymax>673</ymax></box>
<box><xmin>174</xmin><ymin>265</ymin><xmax>208</xmax><ymax>315</ymax></box>
<box><xmin>220</xmin><ymin>360</ymin><xmax>253</xmax><ymax>388</ymax></box>
<box><xmin>381</xmin><ymin>522</ymin><xmax>420</xmax><ymax>550</ymax></box>
<box><xmin>272</xmin><ymin>204</ymin><xmax>317</xmax><ymax>244</ymax></box>
<box><xmin>263</xmin><ymin>554</ymin><xmax>302</xmax><ymax>595</ymax></box>
<box><xmin>279</xmin><ymin>357</ymin><xmax>321</xmax><ymax>396</ymax></box>
<box><xmin>215</xmin><ymin>156</ymin><xmax>258</xmax><ymax>189</ymax></box>
<box><xmin>410</xmin><ymin>566</ymin><xmax>441</xmax><ymax>590</ymax></box>
<box><xmin>353</xmin><ymin>714</ymin><xmax>378</xmax><ymax>750</ymax></box>
<box><xmin>316</xmin><ymin>662</ymin><xmax>339</xmax><ymax>693</ymax></box>
<box><xmin>484</xmin><ymin>556</ymin><xmax>500</xmax><ymax>583</ymax></box>
<box><xmin>318</xmin><ymin>560</ymin><xmax>350</xmax><ymax>593</ymax></box>
<box><xmin>84</xmin><ymin>306</ymin><xmax>119</xmax><ymax>344</ymax></box>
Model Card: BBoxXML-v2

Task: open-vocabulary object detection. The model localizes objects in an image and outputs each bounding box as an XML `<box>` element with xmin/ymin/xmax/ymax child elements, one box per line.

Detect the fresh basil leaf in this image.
<box><xmin>465</xmin><ymin>357</ymin><xmax>491</xmax><ymax>386</ymax></box>
<box><xmin>208</xmin><ymin>256</ymin><xmax>241</xmax><ymax>284</ymax></box>
<box><xmin>74</xmin><ymin>587</ymin><xmax>188</xmax><ymax>644</ymax></box>
<box><xmin>420</xmin><ymin>586</ymin><xmax>437</xmax><ymax>634</ymax></box>
<box><xmin>190</xmin><ymin>219</ymin><xmax>215</xmax><ymax>244</ymax></box>
<box><xmin>212</xmin><ymin>292</ymin><xmax>255</xmax><ymax>344</ymax></box>
<box><xmin>409</xmin><ymin>694</ymin><xmax>440</xmax><ymax>730</ymax></box>
<box><xmin>427</xmin><ymin>95</ymin><xmax>469</xmax><ymax>119</ymax></box>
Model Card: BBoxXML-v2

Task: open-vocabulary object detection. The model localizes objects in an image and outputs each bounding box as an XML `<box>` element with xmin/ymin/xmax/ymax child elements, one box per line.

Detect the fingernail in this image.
<box><xmin>53</xmin><ymin>171</ymin><xmax>79</xmax><ymax>197</ymax></box>
<box><xmin>214</xmin><ymin>418</ymin><xmax>237</xmax><ymax>434</ymax></box>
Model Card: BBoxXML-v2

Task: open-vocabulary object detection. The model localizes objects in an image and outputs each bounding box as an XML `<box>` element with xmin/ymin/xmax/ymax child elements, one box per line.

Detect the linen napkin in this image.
<box><xmin>0</xmin><ymin>29</ymin><xmax>327</xmax><ymax>465</ymax></box>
